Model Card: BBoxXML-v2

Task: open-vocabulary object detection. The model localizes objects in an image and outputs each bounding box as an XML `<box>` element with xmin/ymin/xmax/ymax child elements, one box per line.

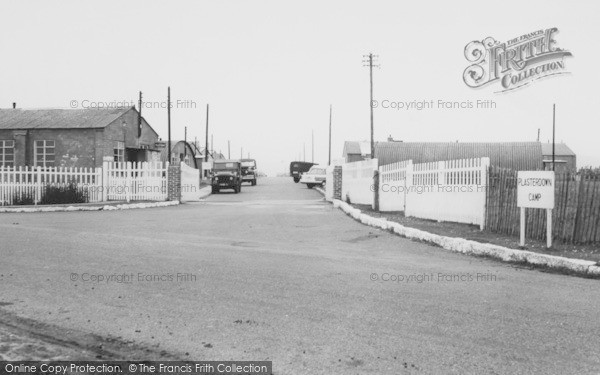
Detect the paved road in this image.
<box><xmin>1</xmin><ymin>177</ymin><xmax>599</xmax><ymax>374</ymax></box>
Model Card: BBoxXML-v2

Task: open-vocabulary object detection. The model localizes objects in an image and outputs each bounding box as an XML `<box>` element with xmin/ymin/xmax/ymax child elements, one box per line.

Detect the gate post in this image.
<box><xmin>333</xmin><ymin>166</ymin><xmax>342</xmax><ymax>200</ymax></box>
<box><xmin>167</xmin><ymin>162</ymin><xmax>182</xmax><ymax>202</ymax></box>
<box><xmin>373</xmin><ymin>169</ymin><xmax>380</xmax><ymax>211</ymax></box>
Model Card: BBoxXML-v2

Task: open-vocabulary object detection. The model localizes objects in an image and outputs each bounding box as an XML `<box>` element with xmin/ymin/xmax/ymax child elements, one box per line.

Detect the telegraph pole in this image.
<box><xmin>184</xmin><ymin>126</ymin><xmax>187</xmax><ymax>158</ymax></box>
<box><xmin>167</xmin><ymin>87</ymin><xmax>171</xmax><ymax>162</ymax></box>
<box><xmin>204</xmin><ymin>104</ymin><xmax>209</xmax><ymax>162</ymax></box>
<box><xmin>303</xmin><ymin>143</ymin><xmax>306</xmax><ymax>162</ymax></box>
<box><xmin>363</xmin><ymin>53</ymin><xmax>379</xmax><ymax>158</ymax></box>
<box><xmin>552</xmin><ymin>104</ymin><xmax>556</xmax><ymax>171</ymax></box>
<box><xmin>228</xmin><ymin>140</ymin><xmax>231</xmax><ymax>159</ymax></box>
<box><xmin>137</xmin><ymin>91</ymin><xmax>143</xmax><ymax>138</ymax></box>
<box><xmin>328</xmin><ymin>104</ymin><xmax>332</xmax><ymax>165</ymax></box>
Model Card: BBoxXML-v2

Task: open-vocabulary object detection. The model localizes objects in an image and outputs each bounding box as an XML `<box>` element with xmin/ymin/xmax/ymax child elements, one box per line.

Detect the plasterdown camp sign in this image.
<box><xmin>463</xmin><ymin>28</ymin><xmax>573</xmax><ymax>92</ymax></box>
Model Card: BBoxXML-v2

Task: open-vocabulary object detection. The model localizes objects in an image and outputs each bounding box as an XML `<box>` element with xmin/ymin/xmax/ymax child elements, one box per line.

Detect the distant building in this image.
<box><xmin>541</xmin><ymin>142</ymin><xmax>576</xmax><ymax>171</ymax></box>
<box><xmin>189</xmin><ymin>142</ymin><xmax>226</xmax><ymax>177</ymax></box>
<box><xmin>0</xmin><ymin>107</ymin><xmax>160</xmax><ymax>168</ymax></box>
<box><xmin>159</xmin><ymin>140</ymin><xmax>198</xmax><ymax>168</ymax></box>
<box><xmin>342</xmin><ymin>141</ymin><xmax>372</xmax><ymax>162</ymax></box>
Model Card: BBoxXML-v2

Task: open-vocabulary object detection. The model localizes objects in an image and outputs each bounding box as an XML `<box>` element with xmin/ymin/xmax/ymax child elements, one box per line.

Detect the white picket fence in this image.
<box><xmin>378</xmin><ymin>157</ymin><xmax>490</xmax><ymax>228</ymax></box>
<box><xmin>0</xmin><ymin>165</ymin><xmax>102</xmax><ymax>205</ymax></box>
<box><xmin>0</xmin><ymin>162</ymin><xmax>169</xmax><ymax>206</ymax></box>
<box><xmin>379</xmin><ymin>160</ymin><xmax>412</xmax><ymax>212</ymax></box>
<box><xmin>104</xmin><ymin>162</ymin><xmax>169</xmax><ymax>202</ymax></box>
<box><xmin>341</xmin><ymin>159</ymin><xmax>378</xmax><ymax>206</ymax></box>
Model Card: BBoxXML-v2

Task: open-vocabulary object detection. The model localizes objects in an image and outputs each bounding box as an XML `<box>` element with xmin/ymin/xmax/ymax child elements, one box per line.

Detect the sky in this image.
<box><xmin>1</xmin><ymin>0</ymin><xmax>599</xmax><ymax>175</ymax></box>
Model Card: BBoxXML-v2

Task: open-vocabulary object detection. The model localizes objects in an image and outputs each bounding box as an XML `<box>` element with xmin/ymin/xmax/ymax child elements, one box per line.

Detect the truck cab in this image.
<box><xmin>240</xmin><ymin>159</ymin><xmax>258</xmax><ymax>186</ymax></box>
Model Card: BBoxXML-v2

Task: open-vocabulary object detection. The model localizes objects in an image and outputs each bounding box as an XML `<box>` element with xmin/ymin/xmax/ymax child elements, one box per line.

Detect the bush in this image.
<box><xmin>12</xmin><ymin>192</ymin><xmax>36</xmax><ymax>205</ymax></box>
<box><xmin>39</xmin><ymin>183</ymin><xmax>88</xmax><ymax>205</ymax></box>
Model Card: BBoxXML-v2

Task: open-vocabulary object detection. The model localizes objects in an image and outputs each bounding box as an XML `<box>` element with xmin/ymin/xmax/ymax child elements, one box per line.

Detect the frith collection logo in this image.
<box><xmin>463</xmin><ymin>28</ymin><xmax>572</xmax><ymax>92</ymax></box>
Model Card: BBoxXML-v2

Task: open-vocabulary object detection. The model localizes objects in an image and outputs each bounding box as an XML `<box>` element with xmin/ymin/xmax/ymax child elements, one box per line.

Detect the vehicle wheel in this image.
<box><xmin>307</xmin><ymin>184</ymin><xmax>314</xmax><ymax>189</ymax></box>
<box><xmin>238</xmin><ymin>183</ymin><xmax>242</xmax><ymax>192</ymax></box>
<box><xmin>252</xmin><ymin>179</ymin><xmax>256</xmax><ymax>186</ymax></box>
<box><xmin>212</xmin><ymin>187</ymin><xmax>219</xmax><ymax>194</ymax></box>
<box><xmin>293</xmin><ymin>177</ymin><xmax>299</xmax><ymax>183</ymax></box>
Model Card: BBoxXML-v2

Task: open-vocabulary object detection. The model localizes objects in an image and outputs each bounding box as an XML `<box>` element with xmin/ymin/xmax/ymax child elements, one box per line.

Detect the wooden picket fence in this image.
<box><xmin>0</xmin><ymin>162</ymin><xmax>169</xmax><ymax>206</ymax></box>
<box><xmin>486</xmin><ymin>167</ymin><xmax>600</xmax><ymax>244</ymax></box>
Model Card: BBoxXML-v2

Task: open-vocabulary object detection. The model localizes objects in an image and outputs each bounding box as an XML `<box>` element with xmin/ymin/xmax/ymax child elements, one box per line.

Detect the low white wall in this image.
<box><xmin>180</xmin><ymin>162</ymin><xmax>201</xmax><ymax>202</ymax></box>
<box><xmin>379</xmin><ymin>179</ymin><xmax>407</xmax><ymax>211</ymax></box>
<box><xmin>379</xmin><ymin>160</ymin><xmax>411</xmax><ymax>212</ymax></box>
<box><xmin>405</xmin><ymin>184</ymin><xmax>486</xmax><ymax>226</ymax></box>
<box><xmin>341</xmin><ymin>159</ymin><xmax>377</xmax><ymax>206</ymax></box>
<box><xmin>404</xmin><ymin>158</ymin><xmax>489</xmax><ymax>228</ymax></box>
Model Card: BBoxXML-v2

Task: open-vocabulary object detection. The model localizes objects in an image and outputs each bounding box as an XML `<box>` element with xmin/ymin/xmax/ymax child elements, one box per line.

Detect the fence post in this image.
<box><xmin>373</xmin><ymin>169</ymin><xmax>379</xmax><ymax>211</ymax></box>
<box><xmin>405</xmin><ymin>160</ymin><xmax>413</xmax><ymax>215</ymax></box>
<box><xmin>102</xmin><ymin>161</ymin><xmax>109</xmax><ymax>202</ymax></box>
<box><xmin>35</xmin><ymin>166</ymin><xmax>41</xmax><ymax>205</ymax></box>
<box><xmin>480</xmin><ymin>157</ymin><xmax>490</xmax><ymax>230</ymax></box>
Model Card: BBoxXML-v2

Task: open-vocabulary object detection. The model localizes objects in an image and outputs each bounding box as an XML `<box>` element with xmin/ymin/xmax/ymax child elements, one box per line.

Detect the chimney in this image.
<box><xmin>12</xmin><ymin>102</ymin><xmax>16</xmax><ymax>109</ymax></box>
<box><xmin>387</xmin><ymin>135</ymin><xmax>394</xmax><ymax>142</ymax></box>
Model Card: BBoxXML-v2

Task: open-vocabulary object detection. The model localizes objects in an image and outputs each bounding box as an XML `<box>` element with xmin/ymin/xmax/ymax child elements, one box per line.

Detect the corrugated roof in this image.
<box><xmin>0</xmin><ymin>107</ymin><xmax>132</xmax><ymax>129</ymax></box>
<box><xmin>375</xmin><ymin>141</ymin><xmax>543</xmax><ymax>170</ymax></box>
<box><xmin>540</xmin><ymin>143</ymin><xmax>575</xmax><ymax>156</ymax></box>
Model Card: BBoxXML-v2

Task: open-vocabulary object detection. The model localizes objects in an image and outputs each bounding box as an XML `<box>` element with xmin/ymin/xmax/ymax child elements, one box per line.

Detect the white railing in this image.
<box><xmin>104</xmin><ymin>161</ymin><xmax>169</xmax><ymax>202</ymax></box>
<box><xmin>377</xmin><ymin>157</ymin><xmax>490</xmax><ymax>229</ymax></box>
<box><xmin>0</xmin><ymin>165</ymin><xmax>102</xmax><ymax>205</ymax></box>
<box><xmin>0</xmin><ymin>162</ymin><xmax>170</xmax><ymax>206</ymax></box>
<box><xmin>341</xmin><ymin>159</ymin><xmax>378</xmax><ymax>206</ymax></box>
<box><xmin>379</xmin><ymin>160</ymin><xmax>412</xmax><ymax>212</ymax></box>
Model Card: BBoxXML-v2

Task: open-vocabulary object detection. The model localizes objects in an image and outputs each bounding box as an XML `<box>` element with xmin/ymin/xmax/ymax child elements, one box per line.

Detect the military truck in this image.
<box><xmin>211</xmin><ymin>160</ymin><xmax>242</xmax><ymax>194</ymax></box>
<box><xmin>240</xmin><ymin>158</ymin><xmax>258</xmax><ymax>186</ymax></box>
<box><xmin>289</xmin><ymin>161</ymin><xmax>316</xmax><ymax>183</ymax></box>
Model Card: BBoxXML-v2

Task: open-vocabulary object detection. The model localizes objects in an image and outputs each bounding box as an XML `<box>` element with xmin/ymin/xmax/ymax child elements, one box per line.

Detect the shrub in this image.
<box><xmin>12</xmin><ymin>192</ymin><xmax>36</xmax><ymax>205</ymax></box>
<box><xmin>39</xmin><ymin>182</ymin><xmax>88</xmax><ymax>205</ymax></box>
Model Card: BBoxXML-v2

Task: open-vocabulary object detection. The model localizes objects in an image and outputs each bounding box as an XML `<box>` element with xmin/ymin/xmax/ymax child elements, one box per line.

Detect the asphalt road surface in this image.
<box><xmin>1</xmin><ymin>177</ymin><xmax>599</xmax><ymax>374</ymax></box>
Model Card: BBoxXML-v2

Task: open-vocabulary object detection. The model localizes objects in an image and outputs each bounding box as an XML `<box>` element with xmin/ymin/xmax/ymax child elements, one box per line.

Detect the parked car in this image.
<box><xmin>240</xmin><ymin>159</ymin><xmax>258</xmax><ymax>185</ymax></box>
<box><xmin>300</xmin><ymin>165</ymin><xmax>326</xmax><ymax>188</ymax></box>
<box><xmin>289</xmin><ymin>161</ymin><xmax>316</xmax><ymax>183</ymax></box>
<box><xmin>211</xmin><ymin>160</ymin><xmax>242</xmax><ymax>193</ymax></box>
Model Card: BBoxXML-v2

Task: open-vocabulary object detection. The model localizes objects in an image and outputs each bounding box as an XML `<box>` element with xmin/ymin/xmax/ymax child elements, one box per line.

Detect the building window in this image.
<box><xmin>0</xmin><ymin>140</ymin><xmax>15</xmax><ymax>167</ymax></box>
<box><xmin>34</xmin><ymin>140</ymin><xmax>55</xmax><ymax>167</ymax></box>
<box><xmin>114</xmin><ymin>141</ymin><xmax>125</xmax><ymax>162</ymax></box>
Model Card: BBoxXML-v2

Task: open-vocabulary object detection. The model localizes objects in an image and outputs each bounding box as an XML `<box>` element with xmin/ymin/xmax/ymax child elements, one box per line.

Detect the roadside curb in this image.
<box><xmin>332</xmin><ymin>199</ymin><xmax>600</xmax><ymax>278</ymax></box>
<box><xmin>315</xmin><ymin>186</ymin><xmax>326</xmax><ymax>196</ymax></box>
<box><xmin>0</xmin><ymin>201</ymin><xmax>180</xmax><ymax>213</ymax></box>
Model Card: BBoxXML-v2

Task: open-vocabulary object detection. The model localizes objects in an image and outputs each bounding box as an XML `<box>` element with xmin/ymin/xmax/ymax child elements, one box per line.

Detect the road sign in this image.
<box><xmin>517</xmin><ymin>171</ymin><xmax>555</xmax><ymax>248</ymax></box>
<box><xmin>517</xmin><ymin>171</ymin><xmax>555</xmax><ymax>209</ymax></box>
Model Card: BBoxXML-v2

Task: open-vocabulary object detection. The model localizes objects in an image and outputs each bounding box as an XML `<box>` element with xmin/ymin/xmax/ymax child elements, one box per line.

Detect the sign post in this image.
<box><xmin>517</xmin><ymin>171</ymin><xmax>555</xmax><ymax>248</ymax></box>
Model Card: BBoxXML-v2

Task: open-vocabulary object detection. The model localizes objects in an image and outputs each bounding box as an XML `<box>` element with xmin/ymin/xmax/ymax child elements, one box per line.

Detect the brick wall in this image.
<box><xmin>167</xmin><ymin>163</ymin><xmax>181</xmax><ymax>201</ymax></box>
<box><xmin>333</xmin><ymin>166</ymin><xmax>342</xmax><ymax>200</ymax></box>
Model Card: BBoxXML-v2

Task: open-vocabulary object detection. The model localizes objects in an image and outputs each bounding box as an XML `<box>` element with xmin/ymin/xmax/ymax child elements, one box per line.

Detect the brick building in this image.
<box><xmin>0</xmin><ymin>107</ymin><xmax>161</xmax><ymax>168</ymax></box>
